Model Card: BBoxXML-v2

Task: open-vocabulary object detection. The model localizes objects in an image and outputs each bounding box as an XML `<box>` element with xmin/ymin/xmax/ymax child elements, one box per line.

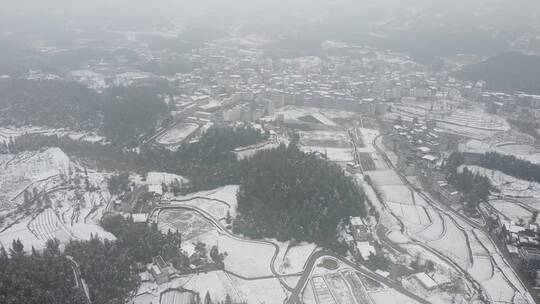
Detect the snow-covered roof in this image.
<box><xmin>356</xmin><ymin>241</ymin><xmax>375</xmax><ymax>259</ymax></box>
<box><xmin>375</xmin><ymin>269</ymin><xmax>390</xmax><ymax>278</ymax></box>
<box><xmin>417</xmin><ymin>146</ymin><xmax>431</xmax><ymax>153</ymax></box>
<box><xmin>413</xmin><ymin>272</ymin><xmax>438</xmax><ymax>290</ymax></box>
<box><xmin>350</xmin><ymin>216</ymin><xmax>364</xmax><ymax>226</ymax></box>
<box><xmin>422</xmin><ymin>154</ymin><xmax>438</xmax><ymax>162</ymax></box>
<box><xmin>148</xmin><ymin>184</ymin><xmax>163</xmax><ymax>195</ymax></box>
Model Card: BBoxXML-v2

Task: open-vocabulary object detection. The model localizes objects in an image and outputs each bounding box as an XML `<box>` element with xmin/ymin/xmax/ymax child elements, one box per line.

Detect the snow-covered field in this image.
<box><xmin>192</xmin><ymin>230</ymin><xmax>275</xmax><ymax>278</ymax></box>
<box><xmin>489</xmin><ymin>199</ymin><xmax>536</xmax><ymax>224</ymax></box>
<box><xmin>459</xmin><ymin>128</ymin><xmax>539</xmax><ymax>163</ymax></box>
<box><xmin>267</xmin><ymin>106</ymin><xmax>355</xmax><ymax>126</ymax></box>
<box><xmin>426</xmin><ymin>215</ymin><xmax>471</xmax><ymax>269</ymax></box>
<box><xmin>146</xmin><ymin>172</ymin><xmax>189</xmax><ymax>186</ymax></box>
<box><xmin>379</xmin><ymin>185</ymin><xmax>415</xmax><ymax>205</ymax></box>
<box><xmin>278</xmin><ymin>242</ymin><xmax>317</xmax><ymax>275</ymax></box>
<box><xmin>157</xmin><ymin>209</ymin><xmax>214</xmax><ymax>240</ymax></box>
<box><xmin>159</xmin><ymin>289</ymin><xmax>194</xmax><ymax>304</ymax></box>
<box><xmin>299</xmin><ymin>131</ymin><xmax>351</xmax><ymax>148</ymax></box>
<box><xmin>300</xmin><ymin>146</ymin><xmax>354</xmax><ymax>163</ymax></box>
<box><xmin>156</xmin><ymin>123</ymin><xmax>199</xmax><ymax>145</ymax></box>
<box><xmin>133</xmin><ymin>271</ymin><xmax>286</xmax><ymax>304</ymax></box>
<box><xmin>0</xmin><ymin>148</ymin><xmax>115</xmax><ymax>250</ymax></box>
<box><xmin>234</xmin><ymin>141</ymin><xmax>281</xmax><ymax>160</ymax></box>
<box><xmin>170</xmin><ymin>185</ymin><xmax>239</xmax><ymax>218</ymax></box>
<box><xmin>367</xmin><ymin>169</ymin><xmax>403</xmax><ymax>186</ymax></box>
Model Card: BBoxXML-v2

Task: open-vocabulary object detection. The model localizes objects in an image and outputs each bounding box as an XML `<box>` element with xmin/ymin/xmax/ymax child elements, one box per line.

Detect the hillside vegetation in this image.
<box><xmin>234</xmin><ymin>144</ymin><xmax>366</xmax><ymax>249</ymax></box>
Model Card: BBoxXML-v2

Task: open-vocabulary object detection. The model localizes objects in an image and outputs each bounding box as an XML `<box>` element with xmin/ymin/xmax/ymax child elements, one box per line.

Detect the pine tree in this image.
<box><xmin>204</xmin><ymin>291</ymin><xmax>212</xmax><ymax>304</ymax></box>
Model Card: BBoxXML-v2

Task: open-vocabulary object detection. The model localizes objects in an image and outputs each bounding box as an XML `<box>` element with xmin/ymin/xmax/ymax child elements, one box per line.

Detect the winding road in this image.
<box><xmin>285</xmin><ymin>250</ymin><xmax>431</xmax><ymax>304</ymax></box>
<box><xmin>148</xmin><ymin>202</ymin><xmax>296</xmax><ymax>291</ymax></box>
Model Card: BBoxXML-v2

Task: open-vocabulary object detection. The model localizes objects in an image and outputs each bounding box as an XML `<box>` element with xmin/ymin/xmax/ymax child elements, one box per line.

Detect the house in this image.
<box><xmin>350</xmin><ymin>217</ymin><xmax>370</xmax><ymax>241</ymax></box>
<box><xmin>375</xmin><ymin>269</ymin><xmax>390</xmax><ymax>278</ymax></box>
<box><xmin>355</xmin><ymin>241</ymin><xmax>376</xmax><ymax>259</ymax></box>
<box><xmin>148</xmin><ymin>184</ymin><xmax>163</xmax><ymax>196</ymax></box>
<box><xmin>519</xmin><ymin>247</ymin><xmax>540</xmax><ymax>261</ymax></box>
<box><xmin>421</xmin><ymin>154</ymin><xmax>439</xmax><ymax>168</ymax></box>
<box><xmin>413</xmin><ymin>272</ymin><xmax>438</xmax><ymax>290</ymax></box>
<box><xmin>148</xmin><ymin>256</ymin><xmax>171</xmax><ymax>284</ymax></box>
<box><xmin>507</xmin><ymin>245</ymin><xmax>519</xmax><ymax>258</ymax></box>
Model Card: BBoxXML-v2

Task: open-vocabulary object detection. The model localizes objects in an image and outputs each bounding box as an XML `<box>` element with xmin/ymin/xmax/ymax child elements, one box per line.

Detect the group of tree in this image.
<box><xmin>196</xmin><ymin>292</ymin><xmax>246</xmax><ymax>304</ymax></box>
<box><xmin>0</xmin><ymin>79</ymin><xmax>102</xmax><ymax>130</ymax></box>
<box><xmin>0</xmin><ymin>239</ymin><xmax>88</xmax><ymax>304</ymax></box>
<box><xmin>102</xmin><ymin>86</ymin><xmax>169</xmax><ymax>147</ymax></box>
<box><xmin>518</xmin><ymin>259</ymin><xmax>540</xmax><ymax>287</ymax></box>
<box><xmin>480</xmin><ymin>152</ymin><xmax>540</xmax><ymax>183</ymax></box>
<box><xmin>447</xmin><ymin>166</ymin><xmax>492</xmax><ymax>214</ymax></box>
<box><xmin>64</xmin><ymin>215</ymin><xmax>192</xmax><ymax>303</ymax></box>
<box><xmin>107</xmin><ymin>172</ymin><xmax>131</xmax><ymax>195</ymax></box>
<box><xmin>0</xmin><ymin>214</ymin><xmax>228</xmax><ymax>304</ymax></box>
<box><xmin>189</xmin><ymin>241</ymin><xmax>227</xmax><ymax>269</ymax></box>
<box><xmin>0</xmin><ymin>79</ymin><xmax>173</xmax><ymax>147</ymax></box>
<box><xmin>508</xmin><ymin>118</ymin><xmax>539</xmax><ymax>139</ymax></box>
<box><xmin>169</xmin><ymin>126</ymin><xmax>268</xmax><ymax>188</ymax></box>
<box><xmin>234</xmin><ymin>144</ymin><xmax>366</xmax><ymax>251</ymax></box>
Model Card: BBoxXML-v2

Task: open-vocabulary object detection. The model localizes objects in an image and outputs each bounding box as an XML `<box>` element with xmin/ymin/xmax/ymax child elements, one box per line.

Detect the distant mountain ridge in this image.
<box><xmin>456</xmin><ymin>51</ymin><xmax>540</xmax><ymax>94</ymax></box>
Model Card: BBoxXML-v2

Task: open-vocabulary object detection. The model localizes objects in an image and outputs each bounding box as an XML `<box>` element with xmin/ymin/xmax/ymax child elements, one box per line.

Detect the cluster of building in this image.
<box><xmin>382</xmin><ymin>119</ymin><xmax>459</xmax><ymax>175</ymax></box>
<box><xmin>345</xmin><ymin>216</ymin><xmax>376</xmax><ymax>260</ymax></box>
<box><xmin>500</xmin><ymin>220</ymin><xmax>540</xmax><ymax>262</ymax></box>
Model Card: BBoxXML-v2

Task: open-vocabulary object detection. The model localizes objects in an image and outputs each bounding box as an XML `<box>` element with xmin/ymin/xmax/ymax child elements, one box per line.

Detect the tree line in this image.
<box><xmin>480</xmin><ymin>152</ymin><xmax>540</xmax><ymax>183</ymax></box>
<box><xmin>0</xmin><ymin>239</ymin><xmax>88</xmax><ymax>304</ymax></box>
<box><xmin>0</xmin><ymin>214</ymin><xmax>228</xmax><ymax>304</ymax></box>
<box><xmin>1</xmin><ymin>125</ymin><xmax>267</xmax><ymax>190</ymax></box>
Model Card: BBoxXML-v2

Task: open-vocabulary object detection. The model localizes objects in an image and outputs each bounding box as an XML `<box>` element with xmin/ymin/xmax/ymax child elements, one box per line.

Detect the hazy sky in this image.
<box><xmin>1</xmin><ymin>0</ymin><xmax>539</xmax><ymax>35</ymax></box>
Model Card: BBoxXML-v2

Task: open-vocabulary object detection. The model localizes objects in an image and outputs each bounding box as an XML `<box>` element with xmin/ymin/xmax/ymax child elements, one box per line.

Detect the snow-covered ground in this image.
<box><xmin>132</xmin><ymin>271</ymin><xmax>286</xmax><ymax>304</ymax></box>
<box><xmin>278</xmin><ymin>242</ymin><xmax>317</xmax><ymax>275</ymax></box>
<box><xmin>156</xmin><ymin>123</ymin><xmax>199</xmax><ymax>145</ymax></box>
<box><xmin>367</xmin><ymin>134</ymin><xmax>535</xmax><ymax>304</ymax></box>
<box><xmin>169</xmin><ymin>185</ymin><xmax>239</xmax><ymax>218</ymax></box>
<box><xmin>146</xmin><ymin>171</ymin><xmax>189</xmax><ymax>186</ymax></box>
<box><xmin>300</xmin><ymin>146</ymin><xmax>354</xmax><ymax>163</ymax></box>
<box><xmin>489</xmin><ymin>199</ymin><xmax>537</xmax><ymax>224</ymax></box>
<box><xmin>299</xmin><ymin>131</ymin><xmax>351</xmax><ymax>148</ymax></box>
<box><xmin>460</xmin><ymin>165</ymin><xmax>540</xmax><ymax>201</ymax></box>
<box><xmin>66</xmin><ymin>70</ymin><xmax>108</xmax><ymax>92</ymax></box>
<box><xmin>0</xmin><ymin>126</ymin><xmax>105</xmax><ymax>145</ymax></box>
<box><xmin>191</xmin><ymin>230</ymin><xmax>275</xmax><ymax>278</ymax></box>
<box><xmin>157</xmin><ymin>209</ymin><xmax>214</xmax><ymax>240</ymax></box>
<box><xmin>459</xmin><ymin>129</ymin><xmax>539</xmax><ymax>162</ymax></box>
<box><xmin>266</xmin><ymin>106</ymin><xmax>354</xmax><ymax>126</ymax></box>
